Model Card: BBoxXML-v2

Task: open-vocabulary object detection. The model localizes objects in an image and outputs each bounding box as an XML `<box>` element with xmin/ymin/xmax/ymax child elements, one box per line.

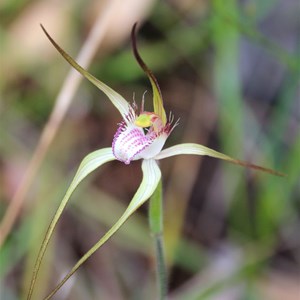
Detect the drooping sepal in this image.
<box><xmin>27</xmin><ymin>148</ymin><xmax>116</xmax><ymax>300</ymax></box>
<box><xmin>43</xmin><ymin>159</ymin><xmax>162</xmax><ymax>300</ymax></box>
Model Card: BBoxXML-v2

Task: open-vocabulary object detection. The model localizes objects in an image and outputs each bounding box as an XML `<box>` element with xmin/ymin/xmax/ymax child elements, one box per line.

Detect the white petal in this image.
<box><xmin>154</xmin><ymin>143</ymin><xmax>227</xmax><ymax>160</ymax></box>
<box><xmin>154</xmin><ymin>143</ymin><xmax>284</xmax><ymax>176</ymax></box>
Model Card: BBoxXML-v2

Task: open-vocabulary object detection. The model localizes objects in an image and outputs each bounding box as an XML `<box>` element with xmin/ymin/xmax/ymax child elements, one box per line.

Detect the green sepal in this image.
<box><xmin>27</xmin><ymin>148</ymin><xmax>115</xmax><ymax>300</ymax></box>
<box><xmin>41</xmin><ymin>25</ymin><xmax>130</xmax><ymax>119</ymax></box>
<box><xmin>44</xmin><ymin>159</ymin><xmax>161</xmax><ymax>299</ymax></box>
<box><xmin>155</xmin><ymin>143</ymin><xmax>285</xmax><ymax>176</ymax></box>
<box><xmin>131</xmin><ymin>23</ymin><xmax>167</xmax><ymax>125</ymax></box>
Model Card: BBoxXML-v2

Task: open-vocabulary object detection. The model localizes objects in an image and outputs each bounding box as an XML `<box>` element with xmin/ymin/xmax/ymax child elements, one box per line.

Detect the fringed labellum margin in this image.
<box><xmin>112</xmin><ymin>105</ymin><xmax>176</xmax><ymax>164</ymax></box>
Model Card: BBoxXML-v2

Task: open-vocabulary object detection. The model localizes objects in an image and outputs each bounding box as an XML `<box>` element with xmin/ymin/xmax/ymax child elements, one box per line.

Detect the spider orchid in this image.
<box><xmin>28</xmin><ymin>24</ymin><xmax>284</xmax><ymax>299</ymax></box>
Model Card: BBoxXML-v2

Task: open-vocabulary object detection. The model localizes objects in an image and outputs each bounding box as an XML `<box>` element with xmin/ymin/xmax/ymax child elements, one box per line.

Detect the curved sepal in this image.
<box><xmin>41</xmin><ymin>25</ymin><xmax>130</xmax><ymax>118</ymax></box>
<box><xmin>155</xmin><ymin>143</ymin><xmax>285</xmax><ymax>176</ymax></box>
<box><xmin>44</xmin><ymin>159</ymin><xmax>161</xmax><ymax>299</ymax></box>
<box><xmin>131</xmin><ymin>23</ymin><xmax>167</xmax><ymax>125</ymax></box>
<box><xmin>27</xmin><ymin>148</ymin><xmax>115</xmax><ymax>300</ymax></box>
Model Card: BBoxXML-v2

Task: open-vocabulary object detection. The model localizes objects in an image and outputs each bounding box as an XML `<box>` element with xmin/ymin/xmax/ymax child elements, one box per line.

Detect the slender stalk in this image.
<box><xmin>149</xmin><ymin>179</ymin><xmax>167</xmax><ymax>300</ymax></box>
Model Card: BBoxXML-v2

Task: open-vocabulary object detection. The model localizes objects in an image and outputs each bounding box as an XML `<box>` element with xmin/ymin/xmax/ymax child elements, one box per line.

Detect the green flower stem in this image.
<box><xmin>149</xmin><ymin>179</ymin><xmax>167</xmax><ymax>300</ymax></box>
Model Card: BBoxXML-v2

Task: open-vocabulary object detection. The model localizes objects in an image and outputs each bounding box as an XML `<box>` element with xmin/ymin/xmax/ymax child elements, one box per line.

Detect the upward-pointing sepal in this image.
<box><xmin>131</xmin><ymin>23</ymin><xmax>167</xmax><ymax>125</ymax></box>
<box><xmin>40</xmin><ymin>24</ymin><xmax>130</xmax><ymax>119</ymax></box>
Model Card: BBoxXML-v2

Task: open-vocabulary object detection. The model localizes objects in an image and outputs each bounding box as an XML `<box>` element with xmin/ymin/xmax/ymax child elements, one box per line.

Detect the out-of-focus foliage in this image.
<box><xmin>1</xmin><ymin>0</ymin><xmax>299</xmax><ymax>299</ymax></box>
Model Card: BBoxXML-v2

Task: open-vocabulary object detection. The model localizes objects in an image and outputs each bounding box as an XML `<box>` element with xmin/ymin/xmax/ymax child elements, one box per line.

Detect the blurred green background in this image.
<box><xmin>1</xmin><ymin>0</ymin><xmax>299</xmax><ymax>299</ymax></box>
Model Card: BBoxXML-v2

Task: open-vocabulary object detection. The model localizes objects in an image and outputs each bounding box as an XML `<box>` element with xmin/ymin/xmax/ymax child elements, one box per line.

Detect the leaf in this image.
<box><xmin>155</xmin><ymin>143</ymin><xmax>285</xmax><ymax>176</ymax></box>
<box><xmin>131</xmin><ymin>23</ymin><xmax>167</xmax><ymax>125</ymax></box>
<box><xmin>44</xmin><ymin>159</ymin><xmax>161</xmax><ymax>300</ymax></box>
<box><xmin>27</xmin><ymin>148</ymin><xmax>115</xmax><ymax>300</ymax></box>
<box><xmin>40</xmin><ymin>25</ymin><xmax>130</xmax><ymax>118</ymax></box>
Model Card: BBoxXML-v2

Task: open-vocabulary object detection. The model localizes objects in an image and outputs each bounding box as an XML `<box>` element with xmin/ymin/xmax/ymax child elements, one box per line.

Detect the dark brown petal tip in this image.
<box><xmin>131</xmin><ymin>23</ymin><xmax>163</xmax><ymax>101</ymax></box>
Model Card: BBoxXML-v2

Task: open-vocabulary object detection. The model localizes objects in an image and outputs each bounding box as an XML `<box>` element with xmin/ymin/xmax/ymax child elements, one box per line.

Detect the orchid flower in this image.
<box><xmin>27</xmin><ymin>23</ymin><xmax>284</xmax><ymax>300</ymax></box>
